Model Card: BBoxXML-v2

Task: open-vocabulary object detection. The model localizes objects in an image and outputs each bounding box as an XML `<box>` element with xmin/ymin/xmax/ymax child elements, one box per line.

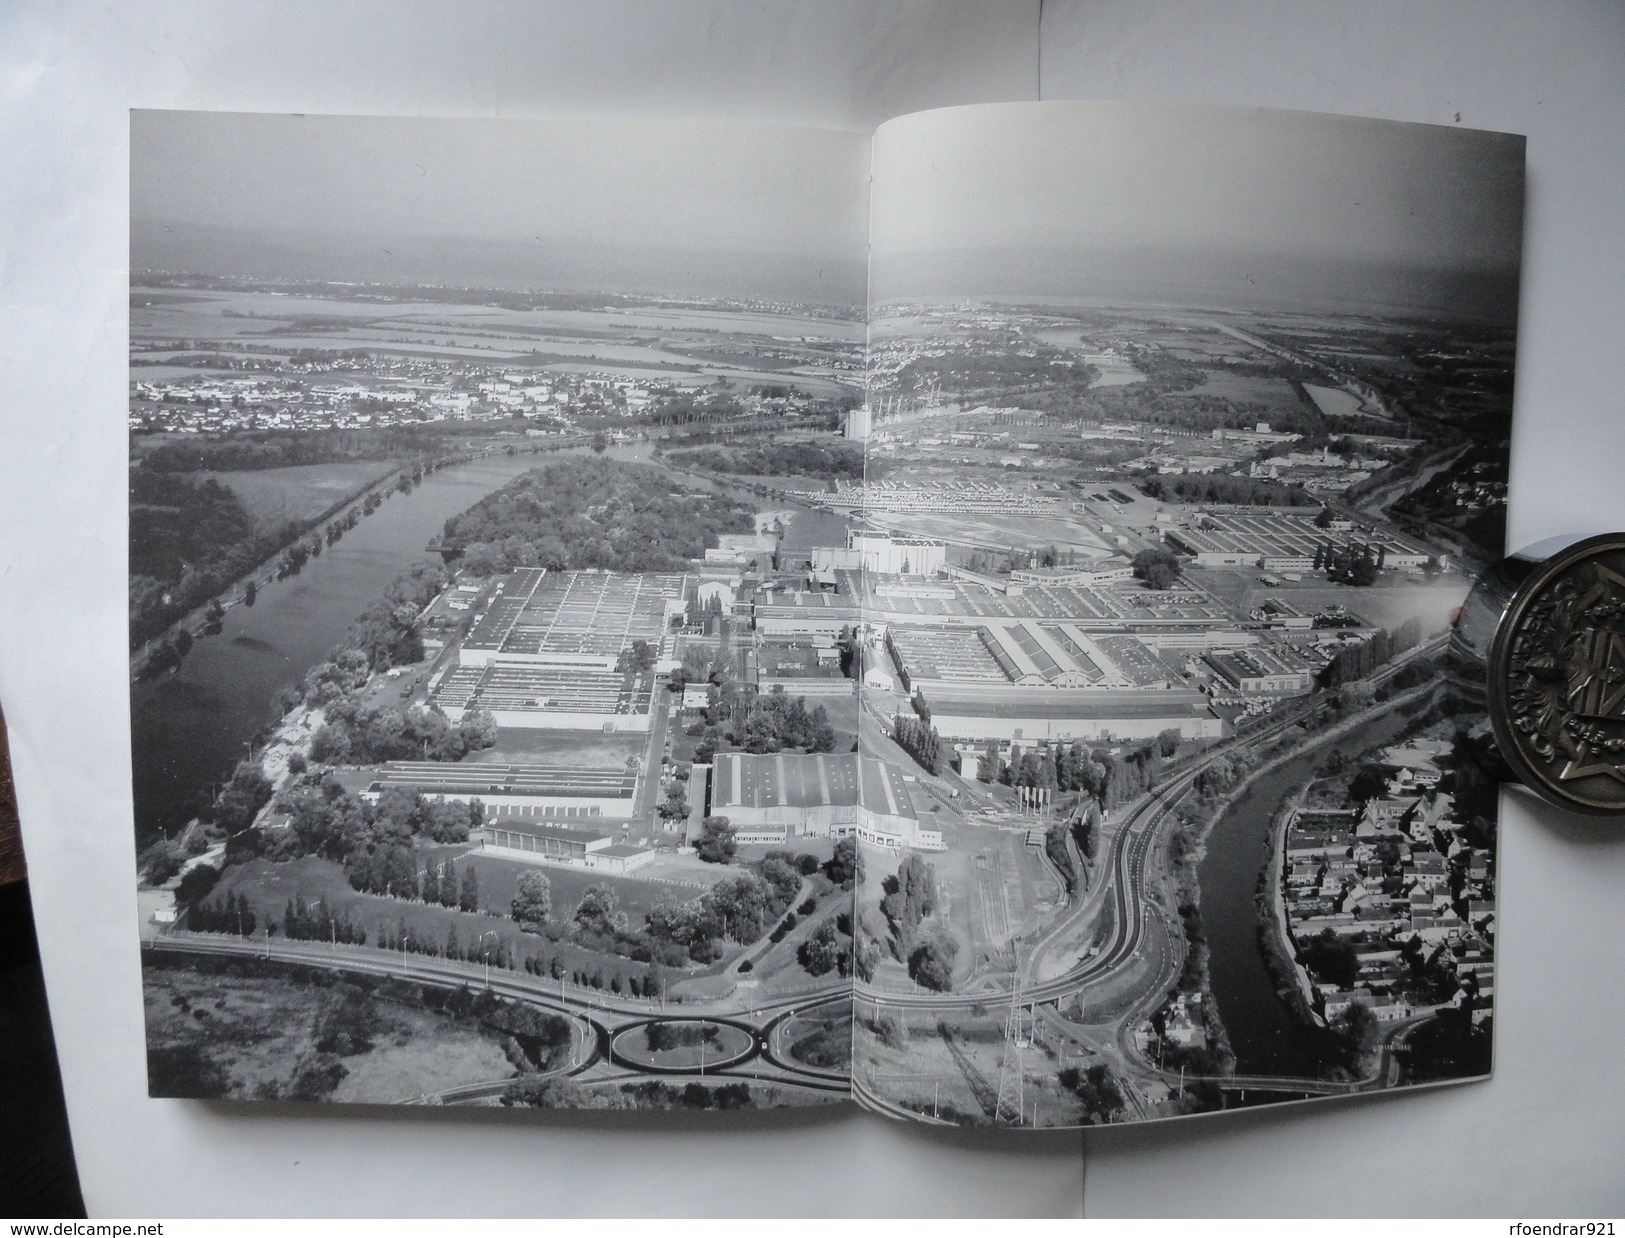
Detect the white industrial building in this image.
<box><xmin>697</xmin><ymin>752</ymin><xmax>943</xmax><ymax>851</ymax></box>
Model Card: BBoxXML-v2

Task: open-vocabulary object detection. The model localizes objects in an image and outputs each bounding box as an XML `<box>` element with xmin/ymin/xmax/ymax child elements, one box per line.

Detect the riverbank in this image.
<box><xmin>130</xmin><ymin>451</ymin><xmax>576</xmax><ymax>845</ymax></box>
<box><xmin>1193</xmin><ymin>678</ymin><xmax>1442</xmax><ymax>1077</ymax></box>
<box><xmin>1255</xmin><ymin>789</ymin><xmax>1319</xmax><ymax>1027</ymax></box>
<box><xmin>130</xmin><ymin>460</ymin><xmax>408</xmax><ymax>673</ymax></box>
<box><xmin>130</xmin><ymin>436</ymin><xmax>598</xmax><ymax>680</ymax></box>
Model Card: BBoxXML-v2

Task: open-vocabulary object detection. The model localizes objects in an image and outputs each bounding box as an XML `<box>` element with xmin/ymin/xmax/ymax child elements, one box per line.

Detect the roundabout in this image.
<box><xmin>608</xmin><ymin>1017</ymin><xmax>760</xmax><ymax>1074</ymax></box>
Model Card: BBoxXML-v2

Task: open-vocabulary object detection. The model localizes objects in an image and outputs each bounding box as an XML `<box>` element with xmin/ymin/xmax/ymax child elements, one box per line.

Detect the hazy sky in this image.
<box><xmin>871</xmin><ymin>102</ymin><xmax>1526</xmax><ymax>321</ymax></box>
<box><xmin>131</xmin><ymin>110</ymin><xmax>870</xmax><ymax>304</ymax></box>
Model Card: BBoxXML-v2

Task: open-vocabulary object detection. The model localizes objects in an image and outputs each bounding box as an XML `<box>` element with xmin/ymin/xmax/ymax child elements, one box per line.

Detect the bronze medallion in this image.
<box><xmin>1488</xmin><ymin>533</ymin><xmax>1625</xmax><ymax>814</ymax></box>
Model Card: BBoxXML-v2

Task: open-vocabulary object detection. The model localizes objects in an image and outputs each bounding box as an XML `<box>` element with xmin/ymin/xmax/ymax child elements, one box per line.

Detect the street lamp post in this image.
<box><xmin>308</xmin><ymin>898</ymin><xmax>337</xmax><ymax>955</ymax></box>
<box><xmin>479</xmin><ymin>930</ymin><xmax>499</xmax><ymax>990</ymax></box>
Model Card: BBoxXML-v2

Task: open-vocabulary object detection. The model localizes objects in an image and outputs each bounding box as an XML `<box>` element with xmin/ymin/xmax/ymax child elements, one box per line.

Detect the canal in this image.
<box><xmin>1197</xmin><ymin>702</ymin><xmax>1419</xmax><ymax>1077</ymax></box>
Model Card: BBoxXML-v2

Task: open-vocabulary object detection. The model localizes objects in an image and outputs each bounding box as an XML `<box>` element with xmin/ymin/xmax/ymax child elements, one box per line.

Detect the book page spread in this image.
<box><xmin>126</xmin><ymin>100</ymin><xmax>1522</xmax><ymax>1129</ymax></box>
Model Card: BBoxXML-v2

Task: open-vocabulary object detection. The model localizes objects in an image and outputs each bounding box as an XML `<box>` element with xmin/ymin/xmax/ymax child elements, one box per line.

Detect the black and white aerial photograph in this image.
<box><xmin>846</xmin><ymin>102</ymin><xmax>1521</xmax><ymax>1125</ymax></box>
<box><xmin>129</xmin><ymin>100</ymin><xmax>1522</xmax><ymax>1127</ymax></box>
<box><xmin>129</xmin><ymin>110</ymin><xmax>872</xmax><ymax>1112</ymax></box>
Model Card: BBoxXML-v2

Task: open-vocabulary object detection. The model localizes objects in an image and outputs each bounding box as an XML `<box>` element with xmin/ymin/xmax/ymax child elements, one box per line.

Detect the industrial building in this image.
<box><xmin>811</xmin><ymin>530</ymin><xmax>946</xmax><ymax>577</ymax></box>
<box><xmin>459</xmin><ymin>568</ymin><xmax>687</xmax><ymax>668</ymax></box>
<box><xmin>919</xmin><ymin>687</ymin><xmax>1223</xmax><ymax>745</ymax></box>
<box><xmin>344</xmin><ymin>760</ymin><xmax>640</xmax><ymax>818</ymax></box>
<box><xmin>431</xmin><ymin>662</ymin><xmax>654</xmax><ymax>731</ymax></box>
<box><xmin>1165</xmin><ymin>511</ymin><xmax>1433</xmax><ymax>571</ymax></box>
<box><xmin>1203</xmin><ymin>646</ymin><xmax>1318</xmax><ymax>695</ymax></box>
<box><xmin>699</xmin><ymin>751</ymin><xmax>943</xmax><ymax>851</ymax></box>
<box><xmin>480</xmin><ymin>819</ymin><xmax>654</xmax><ymax>874</ymax></box>
<box><xmin>437</xmin><ymin>566</ymin><xmax>683</xmax><ymax>730</ymax></box>
<box><xmin>886</xmin><ymin>621</ymin><xmax>1169</xmax><ymax>692</ymax></box>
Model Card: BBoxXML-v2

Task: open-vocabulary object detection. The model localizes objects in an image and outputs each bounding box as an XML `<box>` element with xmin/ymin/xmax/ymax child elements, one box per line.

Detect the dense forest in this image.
<box><xmin>443</xmin><ymin>459</ymin><xmax>754</xmax><ymax>573</ymax></box>
<box><xmin>129</xmin><ymin>470</ymin><xmax>298</xmax><ymax>648</ymax></box>
<box><xmin>131</xmin><ymin>422</ymin><xmax>528</xmax><ymax>473</ymax></box>
<box><xmin>1137</xmin><ymin>472</ymin><xmax>1315</xmax><ymax>507</ymax></box>
<box><xmin>129</xmin><ymin>472</ymin><xmax>256</xmax><ymax>582</ymax></box>
<box><xmin>668</xmin><ymin>439</ymin><xmax>865</xmax><ymax>480</ymax></box>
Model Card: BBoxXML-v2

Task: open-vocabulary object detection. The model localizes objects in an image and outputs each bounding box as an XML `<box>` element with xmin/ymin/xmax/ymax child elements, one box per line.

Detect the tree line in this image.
<box><xmin>1138</xmin><ymin>472</ymin><xmax>1314</xmax><ymax>508</ymax></box>
<box><xmin>1318</xmin><ymin>617</ymin><xmax>1423</xmax><ymax>689</ymax></box>
<box><xmin>979</xmin><ymin>731</ymin><xmax>1182</xmax><ymax>813</ymax></box>
<box><xmin>892</xmin><ymin>714</ymin><xmax>942</xmax><ymax>774</ymax></box>
<box><xmin>669</xmin><ymin>439</ymin><xmax>865</xmax><ymax>480</ymax></box>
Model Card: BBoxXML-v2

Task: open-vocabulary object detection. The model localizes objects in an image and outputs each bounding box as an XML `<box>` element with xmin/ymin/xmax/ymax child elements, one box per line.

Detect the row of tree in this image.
<box><xmin>1137</xmin><ymin>472</ymin><xmax>1314</xmax><ymax>507</ymax></box>
<box><xmin>420</xmin><ymin>858</ymin><xmax>479</xmax><ymax>912</ymax></box>
<box><xmin>892</xmin><ymin>714</ymin><xmax>942</xmax><ymax>774</ymax></box>
<box><xmin>1318</xmin><ymin>616</ymin><xmax>1424</xmax><ymax>688</ymax></box>
<box><xmin>185</xmin><ymin>890</ymin><xmax>258</xmax><ymax>937</ymax></box>
<box><xmin>670</xmin><ymin>439</ymin><xmax>866</xmax><ymax>480</ymax></box>
<box><xmin>980</xmin><ymin>732</ymin><xmax>1181</xmax><ymax>812</ymax></box>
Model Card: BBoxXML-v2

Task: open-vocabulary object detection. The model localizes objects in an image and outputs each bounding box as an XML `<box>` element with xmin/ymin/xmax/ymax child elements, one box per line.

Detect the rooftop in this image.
<box><xmin>710</xmin><ymin>752</ymin><xmax>916</xmax><ymax>820</ymax></box>
<box><xmin>488</xmin><ymin>819</ymin><xmax>610</xmax><ymax>844</ymax></box>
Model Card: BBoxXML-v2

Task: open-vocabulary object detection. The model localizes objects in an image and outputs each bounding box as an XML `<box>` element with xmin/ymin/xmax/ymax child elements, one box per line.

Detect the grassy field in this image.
<box><xmin>612</xmin><ymin>1021</ymin><xmax>753</xmax><ymax>1069</ymax></box>
<box><xmin>778</xmin><ymin>998</ymin><xmax>853</xmax><ymax>1070</ymax></box>
<box><xmin>454</xmin><ymin>849</ymin><xmax>706</xmax><ymax>928</ymax></box>
<box><xmin>328</xmin><ymin>1004</ymin><xmax>515</xmax><ymax>1103</ymax></box>
<box><xmin>464</xmin><ymin>730</ymin><xmax>647</xmax><ymax>767</ymax></box>
<box><xmin>217</xmin><ymin>853</ymin><xmax>697</xmax><ymax>992</ymax></box>
<box><xmin>143</xmin><ymin>955</ymin><xmax>512</xmax><ymax>1103</ymax></box>
<box><xmin>1180</xmin><ymin>371</ymin><xmax>1306</xmax><ymax>409</ymax></box>
<box><xmin>207</xmin><ymin>461</ymin><xmax>399</xmax><ymax>528</ymax></box>
<box><xmin>853</xmin><ymin>1003</ymin><xmax>1089</xmax><ymax>1127</ymax></box>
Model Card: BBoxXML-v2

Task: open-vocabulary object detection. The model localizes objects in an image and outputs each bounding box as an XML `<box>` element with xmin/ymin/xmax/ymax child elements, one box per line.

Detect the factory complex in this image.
<box><xmin>323</xmin><ymin>481</ymin><xmax>1430</xmax><ymax>871</ymax></box>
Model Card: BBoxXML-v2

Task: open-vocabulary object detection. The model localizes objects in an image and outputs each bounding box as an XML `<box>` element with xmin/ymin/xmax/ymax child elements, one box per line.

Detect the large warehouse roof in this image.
<box><xmin>347</xmin><ymin>760</ymin><xmax>637</xmax><ymax>801</ymax></box>
<box><xmin>710</xmin><ymin>752</ymin><xmax>916</xmax><ymax>821</ymax></box>
<box><xmin>920</xmin><ymin>687</ymin><xmax>1214</xmax><ymax>721</ymax></box>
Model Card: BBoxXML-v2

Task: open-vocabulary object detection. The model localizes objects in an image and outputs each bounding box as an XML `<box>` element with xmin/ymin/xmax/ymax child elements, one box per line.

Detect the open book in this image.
<box><xmin>129</xmin><ymin>101</ymin><xmax>1521</xmax><ymax>1127</ymax></box>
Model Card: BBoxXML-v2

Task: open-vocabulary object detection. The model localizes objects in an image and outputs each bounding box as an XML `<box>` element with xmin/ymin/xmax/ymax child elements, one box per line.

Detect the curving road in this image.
<box><xmin>855</xmin><ymin>649</ymin><xmax>1456</xmax><ymax>1120</ymax></box>
<box><xmin>145</xmin><ymin>932</ymin><xmax>851</xmax><ymax>1101</ymax></box>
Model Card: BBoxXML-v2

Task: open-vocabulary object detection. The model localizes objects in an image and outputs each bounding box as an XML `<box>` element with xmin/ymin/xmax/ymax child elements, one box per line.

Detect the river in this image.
<box><xmin>1197</xmin><ymin>703</ymin><xmax>1418</xmax><ymax>1077</ymax></box>
<box><xmin>129</xmin><ymin>443</ymin><xmax>657</xmax><ymax>845</ymax></box>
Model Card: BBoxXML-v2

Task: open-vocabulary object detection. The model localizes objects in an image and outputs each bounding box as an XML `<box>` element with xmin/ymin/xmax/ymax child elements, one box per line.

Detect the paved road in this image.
<box><xmin>146</xmin><ymin>931</ymin><xmax>850</xmax><ymax>1101</ymax></box>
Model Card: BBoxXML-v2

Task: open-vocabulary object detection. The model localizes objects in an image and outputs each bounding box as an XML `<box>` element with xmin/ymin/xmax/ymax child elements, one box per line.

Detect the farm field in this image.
<box><xmin>206</xmin><ymin>461</ymin><xmax>400</xmax><ymax>528</ymax></box>
<box><xmin>1179</xmin><ymin>371</ymin><xmax>1306</xmax><ymax>408</ymax></box>
<box><xmin>1302</xmin><ymin>382</ymin><xmax>1369</xmax><ymax>418</ymax></box>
